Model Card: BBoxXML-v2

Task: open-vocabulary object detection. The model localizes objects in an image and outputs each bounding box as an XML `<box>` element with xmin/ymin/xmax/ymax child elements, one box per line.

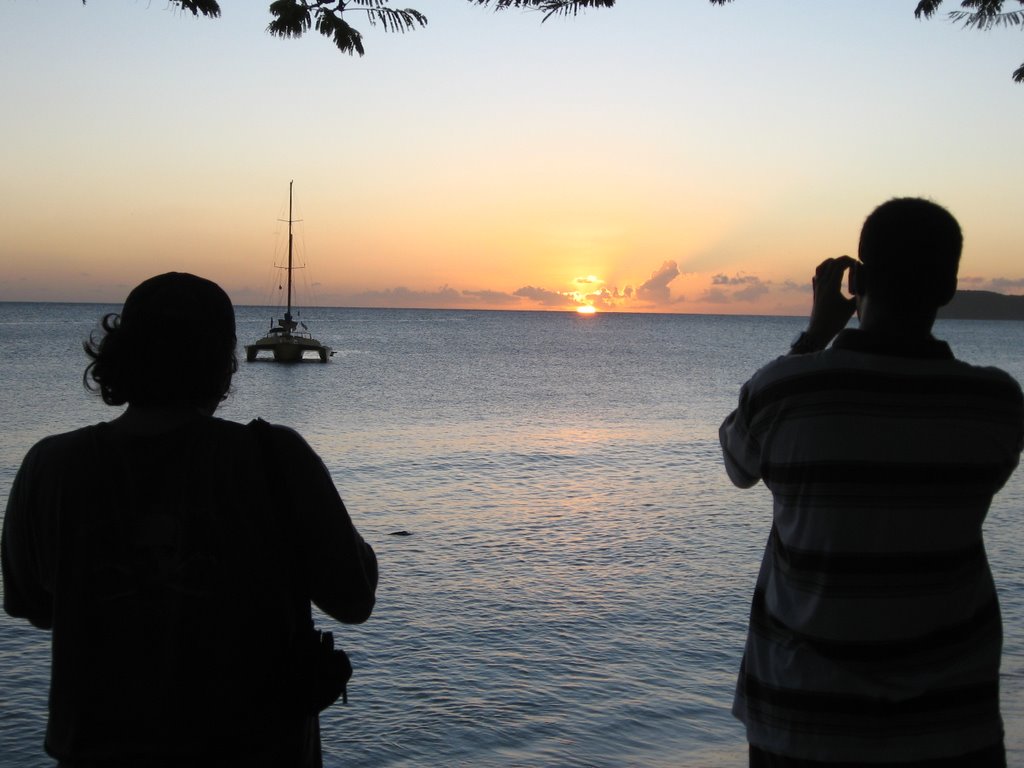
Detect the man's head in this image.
<box><xmin>856</xmin><ymin>198</ymin><xmax>961</xmax><ymax>310</ymax></box>
<box><xmin>84</xmin><ymin>272</ymin><xmax>237</xmax><ymax>409</ymax></box>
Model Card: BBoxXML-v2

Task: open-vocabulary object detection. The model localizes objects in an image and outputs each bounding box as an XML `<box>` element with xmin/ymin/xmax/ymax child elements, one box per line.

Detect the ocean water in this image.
<box><xmin>1</xmin><ymin>302</ymin><xmax>1023</xmax><ymax>768</ymax></box>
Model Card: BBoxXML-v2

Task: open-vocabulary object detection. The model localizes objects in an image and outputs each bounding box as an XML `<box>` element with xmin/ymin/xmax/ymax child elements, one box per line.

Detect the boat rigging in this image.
<box><xmin>245</xmin><ymin>181</ymin><xmax>334</xmax><ymax>363</ymax></box>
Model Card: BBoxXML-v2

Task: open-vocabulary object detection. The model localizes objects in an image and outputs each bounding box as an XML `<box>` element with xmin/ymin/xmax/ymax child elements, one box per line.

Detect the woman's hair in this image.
<box><xmin>84</xmin><ymin>272</ymin><xmax>238</xmax><ymax>407</ymax></box>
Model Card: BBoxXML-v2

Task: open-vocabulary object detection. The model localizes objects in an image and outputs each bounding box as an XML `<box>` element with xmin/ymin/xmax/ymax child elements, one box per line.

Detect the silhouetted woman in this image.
<box><xmin>2</xmin><ymin>272</ymin><xmax>377</xmax><ymax>767</ymax></box>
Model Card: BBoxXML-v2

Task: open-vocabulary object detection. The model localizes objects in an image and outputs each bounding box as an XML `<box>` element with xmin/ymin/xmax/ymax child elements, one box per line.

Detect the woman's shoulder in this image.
<box><xmin>241</xmin><ymin>418</ymin><xmax>321</xmax><ymax>460</ymax></box>
<box><xmin>244</xmin><ymin>417</ymin><xmax>307</xmax><ymax>442</ymax></box>
<box><xmin>25</xmin><ymin>424</ymin><xmax>104</xmax><ymax>459</ymax></box>
<box><xmin>9</xmin><ymin>425</ymin><xmax>108</xmax><ymax>486</ymax></box>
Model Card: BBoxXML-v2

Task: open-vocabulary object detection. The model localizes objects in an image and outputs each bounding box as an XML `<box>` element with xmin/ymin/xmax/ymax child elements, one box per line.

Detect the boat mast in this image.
<box><xmin>285</xmin><ymin>179</ymin><xmax>294</xmax><ymax>325</ymax></box>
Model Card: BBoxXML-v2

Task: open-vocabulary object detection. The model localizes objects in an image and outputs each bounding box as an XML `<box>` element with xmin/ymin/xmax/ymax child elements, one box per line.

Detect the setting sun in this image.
<box><xmin>576</xmin><ymin>305</ymin><xmax>597</xmax><ymax>315</ymax></box>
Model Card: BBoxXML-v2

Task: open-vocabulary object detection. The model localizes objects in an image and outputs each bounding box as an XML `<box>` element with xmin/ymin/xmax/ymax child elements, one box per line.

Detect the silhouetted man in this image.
<box><xmin>720</xmin><ymin>198</ymin><xmax>1023</xmax><ymax>767</ymax></box>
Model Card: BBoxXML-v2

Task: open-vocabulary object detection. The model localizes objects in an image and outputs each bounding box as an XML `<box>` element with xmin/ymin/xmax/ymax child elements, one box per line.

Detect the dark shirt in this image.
<box><xmin>2</xmin><ymin>417</ymin><xmax>377</xmax><ymax>767</ymax></box>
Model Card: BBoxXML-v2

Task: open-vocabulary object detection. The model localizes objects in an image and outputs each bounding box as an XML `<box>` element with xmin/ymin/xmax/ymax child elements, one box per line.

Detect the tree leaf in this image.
<box><xmin>173</xmin><ymin>0</ymin><xmax>222</xmax><ymax>17</ymax></box>
<box><xmin>915</xmin><ymin>0</ymin><xmax>945</xmax><ymax>19</ymax></box>
<box><xmin>316</xmin><ymin>12</ymin><xmax>366</xmax><ymax>56</ymax></box>
<box><xmin>267</xmin><ymin>0</ymin><xmax>313</xmax><ymax>39</ymax></box>
<box><xmin>362</xmin><ymin>7</ymin><xmax>429</xmax><ymax>34</ymax></box>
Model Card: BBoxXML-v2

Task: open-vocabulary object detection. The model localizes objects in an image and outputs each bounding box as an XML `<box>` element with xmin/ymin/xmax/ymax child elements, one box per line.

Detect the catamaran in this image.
<box><xmin>245</xmin><ymin>182</ymin><xmax>334</xmax><ymax>363</ymax></box>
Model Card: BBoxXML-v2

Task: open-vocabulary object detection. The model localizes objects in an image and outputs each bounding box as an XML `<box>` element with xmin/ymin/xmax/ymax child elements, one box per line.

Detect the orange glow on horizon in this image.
<box><xmin>576</xmin><ymin>305</ymin><xmax>597</xmax><ymax>315</ymax></box>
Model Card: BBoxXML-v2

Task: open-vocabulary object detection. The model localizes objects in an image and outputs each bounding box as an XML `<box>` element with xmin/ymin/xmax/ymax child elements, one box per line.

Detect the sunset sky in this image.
<box><xmin>2</xmin><ymin>0</ymin><xmax>1022</xmax><ymax>314</ymax></box>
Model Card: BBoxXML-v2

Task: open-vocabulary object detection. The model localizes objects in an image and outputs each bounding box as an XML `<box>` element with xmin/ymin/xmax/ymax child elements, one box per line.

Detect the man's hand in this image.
<box><xmin>800</xmin><ymin>256</ymin><xmax>858</xmax><ymax>351</ymax></box>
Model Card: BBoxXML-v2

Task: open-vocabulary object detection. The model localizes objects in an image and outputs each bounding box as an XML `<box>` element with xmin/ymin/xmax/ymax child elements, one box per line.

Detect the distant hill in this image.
<box><xmin>938</xmin><ymin>290</ymin><xmax>1024</xmax><ymax>321</ymax></box>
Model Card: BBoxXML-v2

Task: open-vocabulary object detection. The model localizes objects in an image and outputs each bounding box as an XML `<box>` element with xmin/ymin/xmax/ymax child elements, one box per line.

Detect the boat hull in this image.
<box><xmin>245</xmin><ymin>334</ymin><xmax>333</xmax><ymax>363</ymax></box>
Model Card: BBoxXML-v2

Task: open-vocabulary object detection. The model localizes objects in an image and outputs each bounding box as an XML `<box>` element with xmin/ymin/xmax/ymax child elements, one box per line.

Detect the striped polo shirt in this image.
<box><xmin>719</xmin><ymin>328</ymin><xmax>1023</xmax><ymax>763</ymax></box>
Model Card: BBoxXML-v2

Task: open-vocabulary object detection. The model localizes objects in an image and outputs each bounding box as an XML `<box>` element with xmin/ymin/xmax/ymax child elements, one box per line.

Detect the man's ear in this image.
<box><xmin>935</xmin><ymin>274</ymin><xmax>958</xmax><ymax>307</ymax></box>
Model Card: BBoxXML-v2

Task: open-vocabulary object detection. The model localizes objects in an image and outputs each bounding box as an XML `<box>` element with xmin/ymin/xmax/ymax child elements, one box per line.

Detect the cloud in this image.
<box><xmin>348</xmin><ymin>285</ymin><xmax>464</xmax><ymax>308</ymax></box>
<box><xmin>734</xmin><ymin>280</ymin><xmax>770</xmax><ymax>302</ymax></box>
<box><xmin>954</xmin><ymin>276</ymin><xmax>1024</xmax><ymax>294</ymax></box>
<box><xmin>990</xmin><ymin>277</ymin><xmax>1024</xmax><ymax>293</ymax></box>
<box><xmin>587</xmin><ymin>286</ymin><xmax>632</xmax><ymax>310</ymax></box>
<box><xmin>780</xmin><ymin>279</ymin><xmax>810</xmax><ymax>293</ymax></box>
<box><xmin>574</xmin><ymin>275</ymin><xmax>601</xmax><ymax>286</ymax></box>
<box><xmin>461</xmin><ymin>289</ymin><xmax>522</xmax><ymax>306</ymax></box>
<box><xmin>700</xmin><ymin>273</ymin><xmax>770</xmax><ymax>303</ymax></box>
<box><xmin>700</xmin><ymin>287</ymin><xmax>733</xmax><ymax>304</ymax></box>
<box><xmin>711</xmin><ymin>273</ymin><xmax>761</xmax><ymax>286</ymax></box>
<box><xmin>514</xmin><ymin>285</ymin><xmax>572</xmax><ymax>307</ymax></box>
<box><xmin>636</xmin><ymin>260</ymin><xmax>680</xmax><ymax>305</ymax></box>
